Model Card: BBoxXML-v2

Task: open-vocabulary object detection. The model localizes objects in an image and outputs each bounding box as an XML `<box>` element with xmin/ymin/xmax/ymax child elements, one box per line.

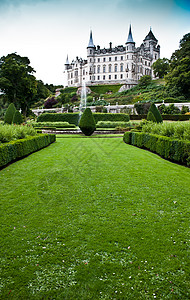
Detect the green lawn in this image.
<box><xmin>0</xmin><ymin>137</ymin><xmax>189</xmax><ymax>299</ymax></box>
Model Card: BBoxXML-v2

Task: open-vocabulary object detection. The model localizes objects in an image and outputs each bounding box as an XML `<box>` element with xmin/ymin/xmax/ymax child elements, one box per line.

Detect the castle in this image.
<box><xmin>65</xmin><ymin>25</ymin><xmax>160</xmax><ymax>89</ymax></box>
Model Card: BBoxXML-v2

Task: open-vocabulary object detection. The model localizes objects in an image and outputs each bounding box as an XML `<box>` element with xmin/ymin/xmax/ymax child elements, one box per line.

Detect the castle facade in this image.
<box><xmin>65</xmin><ymin>25</ymin><xmax>160</xmax><ymax>89</ymax></box>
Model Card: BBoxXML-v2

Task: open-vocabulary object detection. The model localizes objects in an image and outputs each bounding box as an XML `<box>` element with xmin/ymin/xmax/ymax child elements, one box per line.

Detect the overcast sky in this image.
<box><xmin>0</xmin><ymin>0</ymin><xmax>189</xmax><ymax>85</ymax></box>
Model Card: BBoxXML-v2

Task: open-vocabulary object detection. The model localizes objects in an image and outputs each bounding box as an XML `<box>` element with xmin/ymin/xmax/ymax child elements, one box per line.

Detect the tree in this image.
<box><xmin>13</xmin><ymin>110</ymin><xmax>23</xmax><ymax>124</ymax></box>
<box><xmin>0</xmin><ymin>53</ymin><xmax>37</xmax><ymax>116</ymax></box>
<box><xmin>165</xmin><ymin>33</ymin><xmax>190</xmax><ymax>98</ymax></box>
<box><xmin>79</xmin><ymin>108</ymin><xmax>96</xmax><ymax>136</ymax></box>
<box><xmin>138</xmin><ymin>75</ymin><xmax>152</xmax><ymax>88</ymax></box>
<box><xmin>147</xmin><ymin>103</ymin><xmax>163</xmax><ymax>123</ymax></box>
<box><xmin>4</xmin><ymin>103</ymin><xmax>16</xmax><ymax>124</ymax></box>
<box><xmin>152</xmin><ymin>58</ymin><xmax>169</xmax><ymax>78</ymax></box>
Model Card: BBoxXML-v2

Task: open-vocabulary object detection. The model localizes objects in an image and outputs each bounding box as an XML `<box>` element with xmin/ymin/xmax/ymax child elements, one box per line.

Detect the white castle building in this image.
<box><xmin>65</xmin><ymin>25</ymin><xmax>160</xmax><ymax>89</ymax></box>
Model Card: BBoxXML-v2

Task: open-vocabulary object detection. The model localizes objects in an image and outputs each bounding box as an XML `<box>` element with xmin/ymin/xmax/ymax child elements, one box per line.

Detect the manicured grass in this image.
<box><xmin>0</xmin><ymin>137</ymin><xmax>189</xmax><ymax>299</ymax></box>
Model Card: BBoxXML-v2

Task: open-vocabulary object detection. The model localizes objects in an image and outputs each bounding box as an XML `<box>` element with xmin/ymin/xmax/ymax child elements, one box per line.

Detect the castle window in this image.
<box><xmin>98</xmin><ymin>76</ymin><xmax>100</xmax><ymax>80</ymax></box>
<box><xmin>127</xmin><ymin>46</ymin><xmax>128</xmax><ymax>50</ymax></box>
<box><xmin>90</xmin><ymin>76</ymin><xmax>92</xmax><ymax>80</ymax></box>
<box><xmin>103</xmin><ymin>65</ymin><xmax>106</xmax><ymax>73</ymax></box>
<box><xmin>83</xmin><ymin>70</ymin><xmax>85</xmax><ymax>75</ymax></box>
<box><xmin>121</xmin><ymin>74</ymin><xmax>123</xmax><ymax>79</ymax></box>
<box><xmin>115</xmin><ymin>57</ymin><xmax>117</xmax><ymax>61</ymax></box>
<box><xmin>103</xmin><ymin>57</ymin><xmax>106</xmax><ymax>62</ymax></box>
<box><xmin>115</xmin><ymin>75</ymin><xmax>117</xmax><ymax>79</ymax></box>
<box><xmin>109</xmin><ymin>64</ymin><xmax>112</xmax><ymax>73</ymax></box>
<box><xmin>90</xmin><ymin>58</ymin><xmax>92</xmax><ymax>62</ymax></box>
<box><xmin>121</xmin><ymin>56</ymin><xmax>123</xmax><ymax>61</ymax></box>
<box><xmin>155</xmin><ymin>54</ymin><xmax>157</xmax><ymax>59</ymax></box>
<box><xmin>98</xmin><ymin>58</ymin><xmax>100</xmax><ymax>62</ymax></box>
<box><xmin>109</xmin><ymin>75</ymin><xmax>111</xmax><ymax>80</ymax></box>
<box><xmin>97</xmin><ymin>65</ymin><xmax>100</xmax><ymax>73</ymax></box>
<box><xmin>127</xmin><ymin>55</ymin><xmax>128</xmax><ymax>59</ymax></box>
<box><xmin>120</xmin><ymin>64</ymin><xmax>123</xmax><ymax>72</ymax></box>
<box><xmin>90</xmin><ymin>50</ymin><xmax>92</xmax><ymax>54</ymax></box>
<box><xmin>109</xmin><ymin>57</ymin><xmax>112</xmax><ymax>61</ymax></box>
<box><xmin>114</xmin><ymin>64</ymin><xmax>118</xmax><ymax>72</ymax></box>
<box><xmin>103</xmin><ymin>75</ymin><xmax>105</xmax><ymax>80</ymax></box>
<box><xmin>145</xmin><ymin>61</ymin><xmax>147</xmax><ymax>66</ymax></box>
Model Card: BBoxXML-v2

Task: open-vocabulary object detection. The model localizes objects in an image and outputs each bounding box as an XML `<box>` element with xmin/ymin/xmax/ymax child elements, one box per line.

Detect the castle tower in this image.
<box><xmin>65</xmin><ymin>55</ymin><xmax>70</xmax><ymax>70</ymax></box>
<box><xmin>126</xmin><ymin>25</ymin><xmax>136</xmax><ymax>81</ymax></box>
<box><xmin>87</xmin><ymin>30</ymin><xmax>95</xmax><ymax>83</ymax></box>
<box><xmin>143</xmin><ymin>28</ymin><xmax>160</xmax><ymax>62</ymax></box>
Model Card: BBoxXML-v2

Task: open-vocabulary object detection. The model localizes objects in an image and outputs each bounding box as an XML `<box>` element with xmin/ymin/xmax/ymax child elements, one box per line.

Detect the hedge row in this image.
<box><xmin>34</xmin><ymin>122</ymin><xmax>76</xmax><ymax>129</ymax></box>
<box><xmin>93</xmin><ymin>113</ymin><xmax>130</xmax><ymax>123</ymax></box>
<box><xmin>130</xmin><ymin>114</ymin><xmax>190</xmax><ymax>121</ymax></box>
<box><xmin>0</xmin><ymin>134</ymin><xmax>56</xmax><ymax>168</ymax></box>
<box><xmin>123</xmin><ymin>131</ymin><xmax>190</xmax><ymax>167</ymax></box>
<box><xmin>37</xmin><ymin>113</ymin><xmax>80</xmax><ymax>125</ymax></box>
<box><xmin>37</xmin><ymin>113</ymin><xmax>130</xmax><ymax>125</ymax></box>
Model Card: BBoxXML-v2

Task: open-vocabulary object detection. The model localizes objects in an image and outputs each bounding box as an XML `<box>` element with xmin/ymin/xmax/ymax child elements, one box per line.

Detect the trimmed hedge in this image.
<box><xmin>37</xmin><ymin>113</ymin><xmax>80</xmax><ymax>125</ymax></box>
<box><xmin>123</xmin><ymin>131</ymin><xmax>190</xmax><ymax>167</ymax></box>
<box><xmin>0</xmin><ymin>134</ymin><xmax>56</xmax><ymax>168</ymax></box>
<box><xmin>93</xmin><ymin>113</ymin><xmax>130</xmax><ymax>123</ymax></box>
<box><xmin>37</xmin><ymin>113</ymin><xmax>130</xmax><ymax>124</ymax></box>
<box><xmin>130</xmin><ymin>114</ymin><xmax>190</xmax><ymax>121</ymax></box>
<box><xmin>34</xmin><ymin>122</ymin><xmax>76</xmax><ymax>129</ymax></box>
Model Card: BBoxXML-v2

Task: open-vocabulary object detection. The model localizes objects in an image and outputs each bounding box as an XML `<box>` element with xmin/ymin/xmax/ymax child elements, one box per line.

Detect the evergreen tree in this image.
<box><xmin>4</xmin><ymin>103</ymin><xmax>16</xmax><ymax>124</ymax></box>
<box><xmin>13</xmin><ymin>110</ymin><xmax>23</xmax><ymax>124</ymax></box>
<box><xmin>147</xmin><ymin>103</ymin><xmax>163</xmax><ymax>123</ymax></box>
<box><xmin>79</xmin><ymin>108</ymin><xmax>96</xmax><ymax>136</ymax></box>
<box><xmin>147</xmin><ymin>111</ymin><xmax>156</xmax><ymax>122</ymax></box>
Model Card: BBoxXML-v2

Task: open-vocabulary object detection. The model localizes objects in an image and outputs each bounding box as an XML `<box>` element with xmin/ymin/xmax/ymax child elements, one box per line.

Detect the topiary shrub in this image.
<box><xmin>147</xmin><ymin>111</ymin><xmax>156</xmax><ymax>122</ymax></box>
<box><xmin>4</xmin><ymin>103</ymin><xmax>16</xmax><ymax>124</ymax></box>
<box><xmin>79</xmin><ymin>108</ymin><xmax>96</xmax><ymax>136</ymax></box>
<box><xmin>148</xmin><ymin>103</ymin><xmax>163</xmax><ymax>123</ymax></box>
<box><xmin>13</xmin><ymin>110</ymin><xmax>23</xmax><ymax>124</ymax></box>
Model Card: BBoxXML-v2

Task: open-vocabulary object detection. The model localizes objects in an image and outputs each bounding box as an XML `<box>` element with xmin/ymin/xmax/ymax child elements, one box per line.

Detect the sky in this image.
<box><xmin>0</xmin><ymin>0</ymin><xmax>190</xmax><ymax>85</ymax></box>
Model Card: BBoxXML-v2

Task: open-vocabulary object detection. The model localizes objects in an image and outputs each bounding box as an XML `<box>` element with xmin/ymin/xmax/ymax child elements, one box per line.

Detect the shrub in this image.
<box><xmin>13</xmin><ymin>110</ymin><xmax>23</xmax><ymax>124</ymax></box>
<box><xmin>33</xmin><ymin>122</ymin><xmax>76</xmax><ymax>129</ymax></box>
<box><xmin>96</xmin><ymin>121</ymin><xmax>132</xmax><ymax>129</ymax></box>
<box><xmin>37</xmin><ymin>113</ymin><xmax>79</xmax><ymax>125</ymax></box>
<box><xmin>0</xmin><ymin>124</ymin><xmax>37</xmax><ymax>143</ymax></box>
<box><xmin>0</xmin><ymin>134</ymin><xmax>56</xmax><ymax>168</ymax></box>
<box><xmin>134</xmin><ymin>103</ymin><xmax>151</xmax><ymax>115</ymax></box>
<box><xmin>181</xmin><ymin>105</ymin><xmax>189</xmax><ymax>114</ymax></box>
<box><xmin>148</xmin><ymin>103</ymin><xmax>163</xmax><ymax>123</ymax></box>
<box><xmin>4</xmin><ymin>103</ymin><xmax>16</xmax><ymax>124</ymax></box>
<box><xmin>93</xmin><ymin>113</ymin><xmax>130</xmax><ymax>123</ymax></box>
<box><xmin>123</xmin><ymin>131</ymin><xmax>190</xmax><ymax>166</ymax></box>
<box><xmin>44</xmin><ymin>97</ymin><xmax>58</xmax><ymax>109</ymax></box>
<box><xmin>141</xmin><ymin>121</ymin><xmax>190</xmax><ymax>141</ymax></box>
<box><xmin>147</xmin><ymin>111</ymin><xmax>156</xmax><ymax>122</ymax></box>
<box><xmin>79</xmin><ymin>108</ymin><xmax>96</xmax><ymax>136</ymax></box>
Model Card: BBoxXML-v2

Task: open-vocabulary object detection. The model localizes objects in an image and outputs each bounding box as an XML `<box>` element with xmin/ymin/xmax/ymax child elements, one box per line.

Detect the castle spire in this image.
<box><xmin>65</xmin><ymin>55</ymin><xmax>69</xmax><ymax>65</ymax></box>
<box><xmin>126</xmin><ymin>24</ymin><xmax>134</xmax><ymax>43</ymax></box>
<box><xmin>88</xmin><ymin>30</ymin><xmax>95</xmax><ymax>48</ymax></box>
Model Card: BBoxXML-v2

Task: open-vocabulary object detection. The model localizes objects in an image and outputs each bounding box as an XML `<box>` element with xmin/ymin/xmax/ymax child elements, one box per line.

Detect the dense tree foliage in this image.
<box><xmin>165</xmin><ymin>33</ymin><xmax>190</xmax><ymax>98</ymax></box>
<box><xmin>138</xmin><ymin>75</ymin><xmax>152</xmax><ymax>87</ymax></box>
<box><xmin>152</xmin><ymin>58</ymin><xmax>169</xmax><ymax>78</ymax></box>
<box><xmin>0</xmin><ymin>53</ymin><xmax>37</xmax><ymax>115</ymax></box>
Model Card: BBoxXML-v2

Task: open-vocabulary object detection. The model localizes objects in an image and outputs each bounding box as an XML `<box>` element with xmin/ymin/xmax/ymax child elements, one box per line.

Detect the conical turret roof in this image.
<box><xmin>65</xmin><ymin>55</ymin><xmax>69</xmax><ymax>65</ymax></box>
<box><xmin>88</xmin><ymin>30</ymin><xmax>95</xmax><ymax>48</ymax></box>
<box><xmin>126</xmin><ymin>24</ymin><xmax>135</xmax><ymax>43</ymax></box>
<box><xmin>144</xmin><ymin>28</ymin><xmax>158</xmax><ymax>42</ymax></box>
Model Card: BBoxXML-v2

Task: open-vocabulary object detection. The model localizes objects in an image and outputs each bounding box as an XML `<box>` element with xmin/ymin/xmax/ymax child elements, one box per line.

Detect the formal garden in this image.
<box><xmin>0</xmin><ymin>32</ymin><xmax>190</xmax><ymax>299</ymax></box>
<box><xmin>0</xmin><ymin>100</ymin><xmax>190</xmax><ymax>299</ymax></box>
